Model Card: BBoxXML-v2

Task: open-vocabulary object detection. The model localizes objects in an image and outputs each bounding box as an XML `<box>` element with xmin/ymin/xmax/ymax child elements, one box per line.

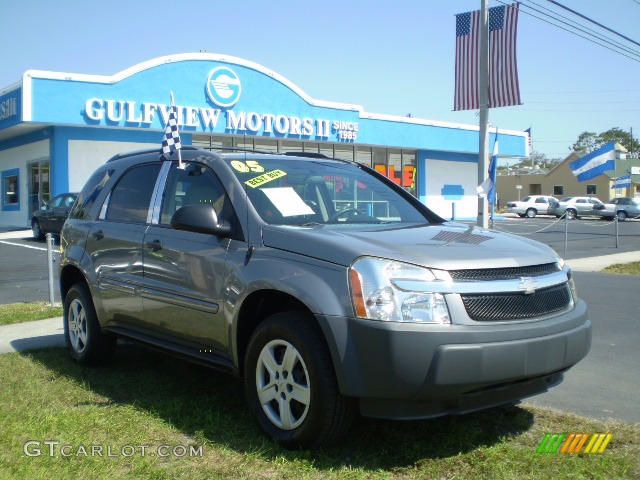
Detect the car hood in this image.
<box><xmin>261</xmin><ymin>222</ymin><xmax>559</xmax><ymax>269</ymax></box>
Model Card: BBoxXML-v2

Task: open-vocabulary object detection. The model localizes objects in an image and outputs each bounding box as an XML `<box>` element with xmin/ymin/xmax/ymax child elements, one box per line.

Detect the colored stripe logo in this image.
<box><xmin>537</xmin><ymin>433</ymin><xmax>612</xmax><ymax>454</ymax></box>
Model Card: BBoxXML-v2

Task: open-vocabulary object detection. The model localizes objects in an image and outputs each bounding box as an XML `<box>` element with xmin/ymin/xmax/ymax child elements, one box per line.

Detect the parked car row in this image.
<box><xmin>506</xmin><ymin>195</ymin><xmax>640</xmax><ymax>221</ymax></box>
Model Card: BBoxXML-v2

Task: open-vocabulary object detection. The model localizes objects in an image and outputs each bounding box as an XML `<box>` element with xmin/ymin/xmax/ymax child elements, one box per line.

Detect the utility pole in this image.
<box><xmin>477</xmin><ymin>0</ymin><xmax>490</xmax><ymax>228</ymax></box>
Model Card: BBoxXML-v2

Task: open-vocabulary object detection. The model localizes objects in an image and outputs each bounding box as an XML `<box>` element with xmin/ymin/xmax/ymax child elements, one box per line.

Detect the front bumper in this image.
<box><xmin>316</xmin><ymin>299</ymin><xmax>591</xmax><ymax>419</ymax></box>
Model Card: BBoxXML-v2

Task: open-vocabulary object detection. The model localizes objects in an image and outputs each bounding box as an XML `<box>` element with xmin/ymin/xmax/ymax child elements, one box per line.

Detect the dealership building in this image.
<box><xmin>0</xmin><ymin>53</ymin><xmax>528</xmax><ymax>228</ymax></box>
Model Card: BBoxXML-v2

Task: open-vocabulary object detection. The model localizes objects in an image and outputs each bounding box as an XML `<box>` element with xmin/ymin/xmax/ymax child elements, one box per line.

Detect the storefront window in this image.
<box><xmin>356</xmin><ymin>146</ymin><xmax>372</xmax><ymax>167</ymax></box>
<box><xmin>2</xmin><ymin>169</ymin><xmax>19</xmax><ymax>211</ymax></box>
<box><xmin>402</xmin><ymin>151</ymin><xmax>417</xmax><ymax>196</ymax></box>
<box><xmin>319</xmin><ymin>143</ymin><xmax>334</xmax><ymax>158</ymax></box>
<box><xmin>334</xmin><ymin>145</ymin><xmax>355</xmax><ymax>162</ymax></box>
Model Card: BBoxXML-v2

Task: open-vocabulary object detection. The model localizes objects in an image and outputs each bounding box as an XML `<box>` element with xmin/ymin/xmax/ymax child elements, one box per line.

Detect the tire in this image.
<box><xmin>616</xmin><ymin>211</ymin><xmax>627</xmax><ymax>222</ymax></box>
<box><xmin>565</xmin><ymin>209</ymin><xmax>577</xmax><ymax>220</ymax></box>
<box><xmin>64</xmin><ymin>283</ymin><xmax>116</xmax><ymax>365</ymax></box>
<box><xmin>525</xmin><ymin>208</ymin><xmax>537</xmax><ymax>218</ymax></box>
<box><xmin>31</xmin><ymin>219</ymin><xmax>44</xmax><ymax>240</ymax></box>
<box><xmin>244</xmin><ymin>311</ymin><xmax>355</xmax><ymax>449</ymax></box>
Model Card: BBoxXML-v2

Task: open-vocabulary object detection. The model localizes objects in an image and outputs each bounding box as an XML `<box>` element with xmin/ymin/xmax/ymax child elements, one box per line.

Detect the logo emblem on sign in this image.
<box><xmin>206</xmin><ymin>67</ymin><xmax>241</xmax><ymax>107</ymax></box>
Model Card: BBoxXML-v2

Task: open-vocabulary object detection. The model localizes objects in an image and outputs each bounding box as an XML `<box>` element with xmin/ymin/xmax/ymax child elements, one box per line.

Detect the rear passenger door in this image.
<box><xmin>140</xmin><ymin>162</ymin><xmax>234</xmax><ymax>353</ymax></box>
<box><xmin>86</xmin><ymin>163</ymin><xmax>162</xmax><ymax>329</ymax></box>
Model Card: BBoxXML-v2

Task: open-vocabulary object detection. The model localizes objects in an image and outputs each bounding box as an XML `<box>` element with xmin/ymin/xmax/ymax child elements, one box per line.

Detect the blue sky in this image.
<box><xmin>2</xmin><ymin>0</ymin><xmax>639</xmax><ymax>161</ymax></box>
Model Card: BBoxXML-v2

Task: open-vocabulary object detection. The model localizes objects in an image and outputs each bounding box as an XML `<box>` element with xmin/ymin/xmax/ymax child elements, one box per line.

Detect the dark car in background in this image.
<box><xmin>31</xmin><ymin>193</ymin><xmax>77</xmax><ymax>240</ymax></box>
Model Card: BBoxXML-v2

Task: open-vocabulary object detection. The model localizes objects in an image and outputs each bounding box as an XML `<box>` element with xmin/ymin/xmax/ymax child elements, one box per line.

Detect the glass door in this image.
<box><xmin>28</xmin><ymin>161</ymin><xmax>50</xmax><ymax>217</ymax></box>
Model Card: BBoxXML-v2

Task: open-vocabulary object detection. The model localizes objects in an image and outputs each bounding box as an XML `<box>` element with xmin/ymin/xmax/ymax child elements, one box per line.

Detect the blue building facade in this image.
<box><xmin>0</xmin><ymin>53</ymin><xmax>528</xmax><ymax>227</ymax></box>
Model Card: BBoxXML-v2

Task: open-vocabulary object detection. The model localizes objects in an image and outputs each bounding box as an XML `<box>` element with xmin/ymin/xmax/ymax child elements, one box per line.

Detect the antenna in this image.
<box><xmin>243</xmin><ymin>132</ymin><xmax>254</xmax><ymax>265</ymax></box>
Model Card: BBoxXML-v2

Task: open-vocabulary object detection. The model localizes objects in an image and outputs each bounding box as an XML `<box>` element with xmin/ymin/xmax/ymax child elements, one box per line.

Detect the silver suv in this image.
<box><xmin>59</xmin><ymin>148</ymin><xmax>591</xmax><ymax>449</ymax></box>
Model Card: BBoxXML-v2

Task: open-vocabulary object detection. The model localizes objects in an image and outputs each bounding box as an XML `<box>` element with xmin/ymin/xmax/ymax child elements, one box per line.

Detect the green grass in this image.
<box><xmin>0</xmin><ymin>346</ymin><xmax>638</xmax><ymax>479</ymax></box>
<box><xmin>602</xmin><ymin>262</ymin><xmax>640</xmax><ymax>275</ymax></box>
<box><xmin>0</xmin><ymin>302</ymin><xmax>63</xmax><ymax>326</ymax></box>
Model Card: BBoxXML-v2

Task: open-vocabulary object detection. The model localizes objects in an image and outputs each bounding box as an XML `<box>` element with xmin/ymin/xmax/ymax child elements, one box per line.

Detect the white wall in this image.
<box><xmin>424</xmin><ymin>159</ymin><xmax>478</xmax><ymax>220</ymax></box>
<box><xmin>68</xmin><ymin>140</ymin><xmax>159</xmax><ymax>192</ymax></box>
<box><xmin>0</xmin><ymin>140</ymin><xmax>49</xmax><ymax>227</ymax></box>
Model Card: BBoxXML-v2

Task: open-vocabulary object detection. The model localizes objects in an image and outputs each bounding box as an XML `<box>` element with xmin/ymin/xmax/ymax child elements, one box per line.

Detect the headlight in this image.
<box><xmin>349</xmin><ymin>257</ymin><xmax>451</xmax><ymax>324</ymax></box>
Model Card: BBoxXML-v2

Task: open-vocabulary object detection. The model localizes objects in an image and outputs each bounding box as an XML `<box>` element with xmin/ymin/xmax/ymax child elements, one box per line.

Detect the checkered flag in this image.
<box><xmin>160</xmin><ymin>105</ymin><xmax>181</xmax><ymax>160</ymax></box>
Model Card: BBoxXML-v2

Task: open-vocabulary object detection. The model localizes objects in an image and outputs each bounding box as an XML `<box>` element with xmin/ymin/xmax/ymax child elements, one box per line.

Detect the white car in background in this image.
<box><xmin>505</xmin><ymin>195</ymin><xmax>558</xmax><ymax>218</ymax></box>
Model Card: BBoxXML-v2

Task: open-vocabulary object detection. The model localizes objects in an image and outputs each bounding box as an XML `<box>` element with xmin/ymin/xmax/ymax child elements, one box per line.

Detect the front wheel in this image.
<box><xmin>244</xmin><ymin>312</ymin><xmax>355</xmax><ymax>449</ymax></box>
<box><xmin>64</xmin><ymin>283</ymin><xmax>116</xmax><ymax>365</ymax></box>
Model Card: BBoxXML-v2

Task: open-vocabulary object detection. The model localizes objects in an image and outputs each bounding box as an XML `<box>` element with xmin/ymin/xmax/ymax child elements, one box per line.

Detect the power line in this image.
<box><xmin>521</xmin><ymin>0</ymin><xmax>640</xmax><ymax>59</ymax></box>
<box><xmin>526</xmin><ymin>0</ymin><xmax>640</xmax><ymax>56</ymax></box>
<box><xmin>503</xmin><ymin>0</ymin><xmax>640</xmax><ymax>63</ymax></box>
<box><xmin>545</xmin><ymin>0</ymin><xmax>640</xmax><ymax>49</ymax></box>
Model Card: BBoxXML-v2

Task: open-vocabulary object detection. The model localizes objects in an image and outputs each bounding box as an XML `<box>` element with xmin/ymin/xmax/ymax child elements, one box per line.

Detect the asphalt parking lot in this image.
<box><xmin>0</xmin><ymin>221</ymin><xmax>639</xmax><ymax>425</ymax></box>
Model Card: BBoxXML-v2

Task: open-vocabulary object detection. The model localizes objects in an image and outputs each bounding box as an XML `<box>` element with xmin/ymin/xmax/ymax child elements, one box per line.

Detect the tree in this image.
<box><xmin>572</xmin><ymin>132</ymin><xmax>598</xmax><ymax>155</ymax></box>
<box><xmin>599</xmin><ymin>127</ymin><xmax>637</xmax><ymax>152</ymax></box>
<box><xmin>572</xmin><ymin>128</ymin><xmax>639</xmax><ymax>155</ymax></box>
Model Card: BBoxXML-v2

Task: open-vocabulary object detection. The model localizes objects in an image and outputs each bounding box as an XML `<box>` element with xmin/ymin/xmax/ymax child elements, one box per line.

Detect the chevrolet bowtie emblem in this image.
<box><xmin>518</xmin><ymin>277</ymin><xmax>538</xmax><ymax>295</ymax></box>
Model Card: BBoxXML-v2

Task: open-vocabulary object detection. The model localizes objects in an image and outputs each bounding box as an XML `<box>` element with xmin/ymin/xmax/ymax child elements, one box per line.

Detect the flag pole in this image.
<box><xmin>170</xmin><ymin>91</ymin><xmax>184</xmax><ymax>169</ymax></box>
<box><xmin>478</xmin><ymin>0</ymin><xmax>490</xmax><ymax>228</ymax></box>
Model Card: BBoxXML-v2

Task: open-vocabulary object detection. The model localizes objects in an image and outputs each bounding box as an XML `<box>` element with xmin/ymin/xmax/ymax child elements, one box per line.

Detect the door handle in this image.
<box><xmin>92</xmin><ymin>230</ymin><xmax>104</xmax><ymax>241</ymax></box>
<box><xmin>145</xmin><ymin>239</ymin><xmax>163</xmax><ymax>252</ymax></box>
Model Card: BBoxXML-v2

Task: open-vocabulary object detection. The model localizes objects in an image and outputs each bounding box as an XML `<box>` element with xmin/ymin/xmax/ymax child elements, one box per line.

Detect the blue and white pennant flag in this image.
<box><xmin>569</xmin><ymin>141</ymin><xmax>616</xmax><ymax>182</ymax></box>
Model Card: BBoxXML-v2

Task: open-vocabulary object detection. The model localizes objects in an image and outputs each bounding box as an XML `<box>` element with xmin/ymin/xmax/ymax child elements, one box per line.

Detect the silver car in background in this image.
<box><xmin>598</xmin><ymin>197</ymin><xmax>640</xmax><ymax>221</ymax></box>
<box><xmin>505</xmin><ymin>195</ymin><xmax>558</xmax><ymax>218</ymax></box>
<box><xmin>550</xmin><ymin>196</ymin><xmax>605</xmax><ymax>219</ymax></box>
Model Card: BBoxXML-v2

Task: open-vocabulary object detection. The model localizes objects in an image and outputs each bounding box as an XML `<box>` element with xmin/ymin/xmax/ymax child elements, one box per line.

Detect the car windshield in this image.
<box><xmin>224</xmin><ymin>156</ymin><xmax>432</xmax><ymax>226</ymax></box>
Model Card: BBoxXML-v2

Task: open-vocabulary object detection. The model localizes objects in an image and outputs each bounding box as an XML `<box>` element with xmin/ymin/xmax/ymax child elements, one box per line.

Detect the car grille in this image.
<box><xmin>450</xmin><ymin>263</ymin><xmax>560</xmax><ymax>281</ymax></box>
<box><xmin>461</xmin><ymin>283</ymin><xmax>572</xmax><ymax>321</ymax></box>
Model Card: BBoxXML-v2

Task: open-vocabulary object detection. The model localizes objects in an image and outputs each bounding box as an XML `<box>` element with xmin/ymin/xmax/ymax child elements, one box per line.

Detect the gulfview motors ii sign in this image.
<box><xmin>83</xmin><ymin>66</ymin><xmax>359</xmax><ymax>141</ymax></box>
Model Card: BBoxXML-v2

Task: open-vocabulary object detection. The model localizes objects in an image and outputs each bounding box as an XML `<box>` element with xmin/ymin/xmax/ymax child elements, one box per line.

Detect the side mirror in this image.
<box><xmin>170</xmin><ymin>203</ymin><xmax>232</xmax><ymax>237</ymax></box>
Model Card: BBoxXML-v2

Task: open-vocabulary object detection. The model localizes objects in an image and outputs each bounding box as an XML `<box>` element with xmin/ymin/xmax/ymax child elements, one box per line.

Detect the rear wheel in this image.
<box><xmin>616</xmin><ymin>211</ymin><xmax>627</xmax><ymax>221</ymax></box>
<box><xmin>565</xmin><ymin>209</ymin><xmax>577</xmax><ymax>220</ymax></box>
<box><xmin>64</xmin><ymin>283</ymin><xmax>116</xmax><ymax>365</ymax></box>
<box><xmin>525</xmin><ymin>208</ymin><xmax>537</xmax><ymax>218</ymax></box>
<box><xmin>244</xmin><ymin>311</ymin><xmax>355</xmax><ymax>449</ymax></box>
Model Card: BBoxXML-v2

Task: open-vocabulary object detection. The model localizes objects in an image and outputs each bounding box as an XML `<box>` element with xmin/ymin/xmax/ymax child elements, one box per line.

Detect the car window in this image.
<box><xmin>48</xmin><ymin>195</ymin><xmax>64</xmax><ymax>208</ymax></box>
<box><xmin>63</xmin><ymin>195</ymin><xmax>76</xmax><ymax>208</ymax></box>
<box><xmin>577</xmin><ymin>199</ymin><xmax>587</xmax><ymax>203</ymax></box>
<box><xmin>69</xmin><ymin>169</ymin><xmax>115</xmax><ymax>220</ymax></box>
<box><xmin>106</xmin><ymin>164</ymin><xmax>161</xmax><ymax>223</ymax></box>
<box><xmin>224</xmin><ymin>157</ymin><xmax>431</xmax><ymax>225</ymax></box>
<box><xmin>535</xmin><ymin>198</ymin><xmax>547</xmax><ymax>203</ymax></box>
<box><xmin>521</xmin><ymin>196</ymin><xmax>531</xmax><ymax>202</ymax></box>
<box><xmin>160</xmin><ymin>163</ymin><xmax>229</xmax><ymax>225</ymax></box>
<box><xmin>560</xmin><ymin>197</ymin><xmax>571</xmax><ymax>202</ymax></box>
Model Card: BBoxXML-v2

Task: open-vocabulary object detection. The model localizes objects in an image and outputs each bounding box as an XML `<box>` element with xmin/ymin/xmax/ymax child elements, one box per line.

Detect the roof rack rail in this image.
<box><xmin>106</xmin><ymin>146</ymin><xmax>203</xmax><ymax>163</ymax></box>
<box><xmin>282</xmin><ymin>151</ymin><xmax>331</xmax><ymax>159</ymax></box>
<box><xmin>199</xmin><ymin>146</ymin><xmax>274</xmax><ymax>155</ymax></box>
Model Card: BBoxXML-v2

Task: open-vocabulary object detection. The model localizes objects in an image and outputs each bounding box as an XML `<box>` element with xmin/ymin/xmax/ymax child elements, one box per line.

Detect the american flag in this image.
<box><xmin>159</xmin><ymin>105</ymin><xmax>181</xmax><ymax>160</ymax></box>
<box><xmin>454</xmin><ymin>3</ymin><xmax>521</xmax><ymax>111</ymax></box>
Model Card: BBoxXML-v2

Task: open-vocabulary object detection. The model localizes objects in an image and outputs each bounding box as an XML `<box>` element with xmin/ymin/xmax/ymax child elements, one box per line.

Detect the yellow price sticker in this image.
<box><xmin>231</xmin><ymin>160</ymin><xmax>265</xmax><ymax>173</ymax></box>
<box><xmin>245</xmin><ymin>169</ymin><xmax>287</xmax><ymax>188</ymax></box>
